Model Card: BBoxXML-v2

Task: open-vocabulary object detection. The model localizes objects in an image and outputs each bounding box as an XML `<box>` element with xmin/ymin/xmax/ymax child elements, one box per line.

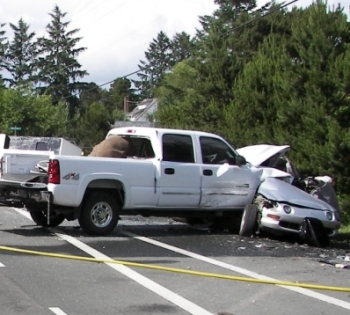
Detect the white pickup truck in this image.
<box><xmin>0</xmin><ymin>127</ymin><xmax>264</xmax><ymax>235</ymax></box>
<box><xmin>0</xmin><ymin>127</ymin><xmax>340</xmax><ymax>243</ymax></box>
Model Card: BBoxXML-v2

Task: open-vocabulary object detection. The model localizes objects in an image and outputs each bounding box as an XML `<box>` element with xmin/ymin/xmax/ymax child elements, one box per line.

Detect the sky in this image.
<box><xmin>0</xmin><ymin>0</ymin><xmax>348</xmax><ymax>88</ymax></box>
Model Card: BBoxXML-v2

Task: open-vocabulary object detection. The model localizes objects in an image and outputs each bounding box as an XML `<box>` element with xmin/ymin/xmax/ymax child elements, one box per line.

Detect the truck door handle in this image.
<box><xmin>164</xmin><ymin>168</ymin><xmax>175</xmax><ymax>175</ymax></box>
<box><xmin>203</xmin><ymin>169</ymin><xmax>213</xmax><ymax>176</ymax></box>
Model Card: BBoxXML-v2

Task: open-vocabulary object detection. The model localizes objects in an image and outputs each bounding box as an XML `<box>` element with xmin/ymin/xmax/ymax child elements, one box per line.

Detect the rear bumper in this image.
<box><xmin>0</xmin><ymin>178</ymin><xmax>49</xmax><ymax>207</ymax></box>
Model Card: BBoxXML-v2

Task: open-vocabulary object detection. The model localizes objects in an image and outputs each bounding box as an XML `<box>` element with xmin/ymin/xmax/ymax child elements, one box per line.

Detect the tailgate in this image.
<box><xmin>1</xmin><ymin>151</ymin><xmax>51</xmax><ymax>177</ymax></box>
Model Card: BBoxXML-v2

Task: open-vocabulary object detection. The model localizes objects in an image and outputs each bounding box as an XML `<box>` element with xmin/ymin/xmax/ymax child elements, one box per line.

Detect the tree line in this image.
<box><xmin>1</xmin><ymin>0</ymin><xmax>350</xmax><ymax>221</ymax></box>
<box><xmin>154</xmin><ymin>0</ymin><xmax>350</xmax><ymax>222</ymax></box>
<box><xmin>0</xmin><ymin>4</ymin><xmax>194</xmax><ymax>149</ymax></box>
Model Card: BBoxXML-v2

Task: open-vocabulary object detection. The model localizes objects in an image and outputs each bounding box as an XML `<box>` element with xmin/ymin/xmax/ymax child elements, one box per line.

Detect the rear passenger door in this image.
<box><xmin>156</xmin><ymin>134</ymin><xmax>201</xmax><ymax>207</ymax></box>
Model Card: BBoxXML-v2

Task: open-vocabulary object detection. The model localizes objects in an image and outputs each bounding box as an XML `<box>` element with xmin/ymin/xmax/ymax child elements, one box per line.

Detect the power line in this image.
<box><xmin>70</xmin><ymin>69</ymin><xmax>141</xmax><ymax>99</ymax></box>
<box><xmin>72</xmin><ymin>0</ymin><xmax>133</xmax><ymax>32</ymax></box>
<box><xmin>27</xmin><ymin>0</ymin><xmax>134</xmax><ymax>89</ymax></box>
<box><xmin>27</xmin><ymin>0</ymin><xmax>189</xmax><ymax>91</ymax></box>
<box><xmin>73</xmin><ymin>0</ymin><xmax>298</xmax><ymax>99</ymax></box>
<box><xmin>66</xmin><ymin>0</ymin><xmax>98</xmax><ymax>20</ymax></box>
<box><xmin>67</xmin><ymin>0</ymin><xmax>111</xmax><ymax>24</ymax></box>
<box><xmin>76</xmin><ymin>0</ymin><xmax>189</xmax><ymax>67</ymax></box>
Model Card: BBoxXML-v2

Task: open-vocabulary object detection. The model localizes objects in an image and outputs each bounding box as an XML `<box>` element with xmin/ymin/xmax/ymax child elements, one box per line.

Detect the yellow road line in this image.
<box><xmin>0</xmin><ymin>245</ymin><xmax>349</xmax><ymax>293</ymax></box>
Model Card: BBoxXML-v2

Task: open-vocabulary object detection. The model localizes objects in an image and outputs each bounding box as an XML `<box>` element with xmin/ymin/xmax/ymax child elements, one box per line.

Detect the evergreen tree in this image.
<box><xmin>79</xmin><ymin>83</ymin><xmax>102</xmax><ymax>106</ymax></box>
<box><xmin>225</xmin><ymin>1</ymin><xmax>350</xmax><ymax>221</ymax></box>
<box><xmin>106</xmin><ymin>77</ymin><xmax>135</xmax><ymax>113</ymax></box>
<box><xmin>3</xmin><ymin>18</ymin><xmax>37</xmax><ymax>87</ymax></box>
<box><xmin>156</xmin><ymin>0</ymin><xmax>285</xmax><ymax>134</ymax></box>
<box><xmin>134</xmin><ymin>31</ymin><xmax>171</xmax><ymax>98</ymax></box>
<box><xmin>155</xmin><ymin>60</ymin><xmax>203</xmax><ymax>129</ymax></box>
<box><xmin>0</xmin><ymin>23</ymin><xmax>7</xmax><ymax>74</ymax></box>
<box><xmin>79</xmin><ymin>83</ymin><xmax>107</xmax><ymax>108</ymax></box>
<box><xmin>73</xmin><ymin>102</ymin><xmax>113</xmax><ymax>154</ymax></box>
<box><xmin>36</xmin><ymin>5</ymin><xmax>88</xmax><ymax>117</ymax></box>
<box><xmin>170</xmin><ymin>32</ymin><xmax>193</xmax><ymax>65</ymax></box>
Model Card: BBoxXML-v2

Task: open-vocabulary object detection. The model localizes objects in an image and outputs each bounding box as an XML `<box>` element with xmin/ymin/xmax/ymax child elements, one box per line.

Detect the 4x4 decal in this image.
<box><xmin>62</xmin><ymin>173</ymin><xmax>79</xmax><ymax>180</ymax></box>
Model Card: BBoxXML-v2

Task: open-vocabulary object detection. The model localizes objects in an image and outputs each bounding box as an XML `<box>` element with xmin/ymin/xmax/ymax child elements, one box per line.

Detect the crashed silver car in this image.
<box><xmin>237</xmin><ymin>144</ymin><xmax>341</xmax><ymax>246</ymax></box>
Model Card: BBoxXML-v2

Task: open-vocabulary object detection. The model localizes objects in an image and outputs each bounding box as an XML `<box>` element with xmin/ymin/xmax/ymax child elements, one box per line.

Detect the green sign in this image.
<box><xmin>10</xmin><ymin>126</ymin><xmax>21</xmax><ymax>131</ymax></box>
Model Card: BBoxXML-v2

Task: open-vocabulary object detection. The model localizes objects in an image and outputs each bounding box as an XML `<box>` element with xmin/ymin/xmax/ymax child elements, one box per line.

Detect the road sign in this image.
<box><xmin>10</xmin><ymin>126</ymin><xmax>21</xmax><ymax>131</ymax></box>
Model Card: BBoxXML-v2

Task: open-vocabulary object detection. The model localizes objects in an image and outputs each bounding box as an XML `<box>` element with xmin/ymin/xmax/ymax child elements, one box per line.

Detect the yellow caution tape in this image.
<box><xmin>0</xmin><ymin>245</ymin><xmax>349</xmax><ymax>293</ymax></box>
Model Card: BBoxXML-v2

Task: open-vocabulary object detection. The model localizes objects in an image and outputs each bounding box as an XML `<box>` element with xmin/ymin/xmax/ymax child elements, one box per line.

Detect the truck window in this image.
<box><xmin>200</xmin><ymin>136</ymin><xmax>236</xmax><ymax>165</ymax></box>
<box><xmin>113</xmin><ymin>136</ymin><xmax>155</xmax><ymax>158</ymax></box>
<box><xmin>162</xmin><ymin>134</ymin><xmax>195</xmax><ymax>163</ymax></box>
<box><xmin>36</xmin><ymin>142</ymin><xmax>49</xmax><ymax>151</ymax></box>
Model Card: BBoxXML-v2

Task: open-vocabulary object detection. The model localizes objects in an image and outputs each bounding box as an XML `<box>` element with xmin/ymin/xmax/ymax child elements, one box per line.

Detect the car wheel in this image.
<box><xmin>239</xmin><ymin>204</ymin><xmax>258</xmax><ymax>237</ymax></box>
<box><xmin>29</xmin><ymin>208</ymin><xmax>65</xmax><ymax>227</ymax></box>
<box><xmin>79</xmin><ymin>192</ymin><xmax>120</xmax><ymax>236</ymax></box>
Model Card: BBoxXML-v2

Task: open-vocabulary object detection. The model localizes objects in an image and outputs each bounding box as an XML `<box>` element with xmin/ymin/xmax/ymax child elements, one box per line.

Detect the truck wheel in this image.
<box><xmin>79</xmin><ymin>192</ymin><xmax>119</xmax><ymax>236</ymax></box>
<box><xmin>239</xmin><ymin>204</ymin><xmax>258</xmax><ymax>237</ymax></box>
<box><xmin>29</xmin><ymin>209</ymin><xmax>65</xmax><ymax>227</ymax></box>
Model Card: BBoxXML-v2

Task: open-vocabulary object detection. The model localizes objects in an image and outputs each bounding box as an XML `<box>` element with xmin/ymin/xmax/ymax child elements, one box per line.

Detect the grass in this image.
<box><xmin>340</xmin><ymin>225</ymin><xmax>350</xmax><ymax>234</ymax></box>
<box><xmin>334</xmin><ymin>224</ymin><xmax>350</xmax><ymax>244</ymax></box>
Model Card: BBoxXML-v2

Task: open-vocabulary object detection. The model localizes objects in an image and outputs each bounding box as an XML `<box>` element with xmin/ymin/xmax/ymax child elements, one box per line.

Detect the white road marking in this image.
<box><xmin>49</xmin><ymin>307</ymin><xmax>68</xmax><ymax>315</ymax></box>
<box><xmin>54</xmin><ymin>231</ymin><xmax>214</xmax><ymax>315</ymax></box>
<box><xmin>120</xmin><ymin>230</ymin><xmax>350</xmax><ymax>311</ymax></box>
<box><xmin>13</xmin><ymin>208</ymin><xmax>31</xmax><ymax>219</ymax></box>
<box><xmin>13</xmin><ymin>208</ymin><xmax>350</xmax><ymax>311</ymax></box>
<box><xmin>13</xmin><ymin>208</ymin><xmax>214</xmax><ymax>315</ymax></box>
<box><xmin>0</xmin><ymin>262</ymin><xmax>5</xmax><ymax>267</ymax></box>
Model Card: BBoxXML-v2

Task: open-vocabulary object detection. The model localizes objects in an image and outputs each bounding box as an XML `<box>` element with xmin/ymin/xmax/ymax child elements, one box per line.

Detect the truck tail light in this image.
<box><xmin>48</xmin><ymin>159</ymin><xmax>60</xmax><ymax>184</ymax></box>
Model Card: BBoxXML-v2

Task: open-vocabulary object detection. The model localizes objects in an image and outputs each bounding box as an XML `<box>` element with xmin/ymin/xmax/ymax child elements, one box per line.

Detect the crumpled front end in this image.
<box><xmin>256</xmin><ymin>178</ymin><xmax>341</xmax><ymax>237</ymax></box>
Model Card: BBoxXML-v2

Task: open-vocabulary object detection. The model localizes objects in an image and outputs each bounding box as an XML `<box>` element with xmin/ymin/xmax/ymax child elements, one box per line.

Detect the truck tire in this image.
<box><xmin>29</xmin><ymin>209</ymin><xmax>65</xmax><ymax>227</ymax></box>
<box><xmin>79</xmin><ymin>192</ymin><xmax>120</xmax><ymax>236</ymax></box>
<box><xmin>239</xmin><ymin>204</ymin><xmax>258</xmax><ymax>237</ymax></box>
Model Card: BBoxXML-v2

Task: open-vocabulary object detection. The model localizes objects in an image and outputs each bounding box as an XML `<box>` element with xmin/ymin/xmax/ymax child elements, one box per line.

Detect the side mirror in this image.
<box><xmin>235</xmin><ymin>155</ymin><xmax>247</xmax><ymax>166</ymax></box>
<box><xmin>227</xmin><ymin>155</ymin><xmax>246</xmax><ymax>166</ymax></box>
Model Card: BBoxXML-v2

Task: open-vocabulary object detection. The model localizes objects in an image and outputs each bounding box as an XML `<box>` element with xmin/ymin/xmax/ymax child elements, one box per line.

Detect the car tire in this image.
<box><xmin>79</xmin><ymin>191</ymin><xmax>119</xmax><ymax>236</ymax></box>
<box><xmin>239</xmin><ymin>204</ymin><xmax>258</xmax><ymax>237</ymax></box>
<box><xmin>29</xmin><ymin>208</ymin><xmax>65</xmax><ymax>227</ymax></box>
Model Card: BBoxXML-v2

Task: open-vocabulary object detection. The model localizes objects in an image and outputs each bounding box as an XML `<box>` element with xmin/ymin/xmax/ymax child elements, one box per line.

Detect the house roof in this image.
<box><xmin>127</xmin><ymin>98</ymin><xmax>158</xmax><ymax>121</ymax></box>
<box><xmin>112</xmin><ymin>121</ymin><xmax>155</xmax><ymax>128</ymax></box>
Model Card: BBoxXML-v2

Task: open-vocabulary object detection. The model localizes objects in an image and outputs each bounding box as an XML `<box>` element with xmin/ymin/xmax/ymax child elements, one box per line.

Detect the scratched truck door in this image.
<box><xmin>199</xmin><ymin>136</ymin><xmax>258</xmax><ymax>209</ymax></box>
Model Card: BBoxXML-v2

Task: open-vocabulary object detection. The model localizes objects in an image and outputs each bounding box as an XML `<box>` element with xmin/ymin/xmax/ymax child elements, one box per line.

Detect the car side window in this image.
<box><xmin>200</xmin><ymin>136</ymin><xmax>236</xmax><ymax>165</ymax></box>
<box><xmin>162</xmin><ymin>134</ymin><xmax>195</xmax><ymax>163</ymax></box>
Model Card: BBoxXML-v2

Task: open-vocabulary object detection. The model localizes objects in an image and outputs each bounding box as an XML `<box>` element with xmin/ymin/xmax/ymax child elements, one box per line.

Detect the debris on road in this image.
<box><xmin>319</xmin><ymin>257</ymin><xmax>350</xmax><ymax>269</ymax></box>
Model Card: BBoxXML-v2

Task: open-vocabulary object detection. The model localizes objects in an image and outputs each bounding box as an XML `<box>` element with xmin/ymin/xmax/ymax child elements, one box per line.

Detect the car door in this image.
<box><xmin>156</xmin><ymin>133</ymin><xmax>201</xmax><ymax>208</ymax></box>
<box><xmin>199</xmin><ymin>136</ymin><xmax>260</xmax><ymax>209</ymax></box>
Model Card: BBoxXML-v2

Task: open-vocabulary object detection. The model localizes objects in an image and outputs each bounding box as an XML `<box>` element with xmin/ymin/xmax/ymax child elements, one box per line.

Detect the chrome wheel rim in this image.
<box><xmin>91</xmin><ymin>202</ymin><xmax>113</xmax><ymax>228</ymax></box>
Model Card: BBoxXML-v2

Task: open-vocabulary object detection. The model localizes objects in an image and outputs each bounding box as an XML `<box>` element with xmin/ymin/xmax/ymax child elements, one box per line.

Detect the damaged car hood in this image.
<box><xmin>237</xmin><ymin>144</ymin><xmax>290</xmax><ymax>167</ymax></box>
<box><xmin>258</xmin><ymin>178</ymin><xmax>332</xmax><ymax>211</ymax></box>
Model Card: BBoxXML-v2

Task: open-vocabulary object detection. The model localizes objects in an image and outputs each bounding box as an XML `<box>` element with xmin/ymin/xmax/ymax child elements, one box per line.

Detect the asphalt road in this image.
<box><xmin>0</xmin><ymin>206</ymin><xmax>350</xmax><ymax>315</ymax></box>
